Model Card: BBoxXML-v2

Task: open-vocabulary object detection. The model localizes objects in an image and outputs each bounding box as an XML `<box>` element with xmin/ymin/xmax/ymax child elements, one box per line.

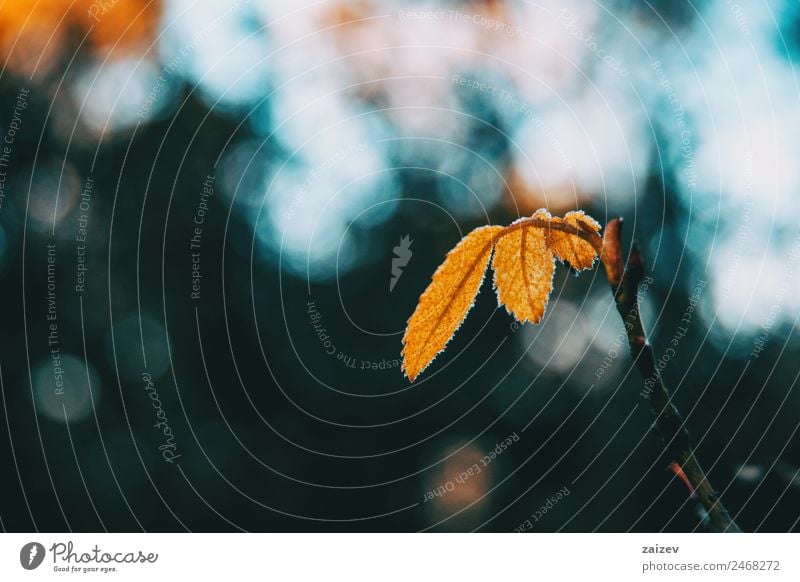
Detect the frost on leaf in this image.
<box><xmin>492</xmin><ymin>212</ymin><xmax>555</xmax><ymax>324</ymax></box>
<box><xmin>546</xmin><ymin>210</ymin><xmax>601</xmax><ymax>271</ymax></box>
<box><xmin>401</xmin><ymin>209</ymin><xmax>601</xmax><ymax>382</ymax></box>
<box><xmin>401</xmin><ymin>225</ymin><xmax>503</xmax><ymax>382</ymax></box>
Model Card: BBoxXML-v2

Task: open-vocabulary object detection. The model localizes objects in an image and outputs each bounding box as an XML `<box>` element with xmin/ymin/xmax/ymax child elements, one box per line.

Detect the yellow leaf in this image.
<box><xmin>492</xmin><ymin>213</ymin><xmax>555</xmax><ymax>324</ymax></box>
<box><xmin>546</xmin><ymin>210</ymin><xmax>600</xmax><ymax>270</ymax></box>
<box><xmin>402</xmin><ymin>225</ymin><xmax>503</xmax><ymax>382</ymax></box>
<box><xmin>401</xmin><ymin>209</ymin><xmax>602</xmax><ymax>381</ymax></box>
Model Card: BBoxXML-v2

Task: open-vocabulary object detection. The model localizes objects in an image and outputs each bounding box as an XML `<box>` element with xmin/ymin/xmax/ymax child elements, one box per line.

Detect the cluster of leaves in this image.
<box><xmin>402</xmin><ymin>209</ymin><xmax>601</xmax><ymax>381</ymax></box>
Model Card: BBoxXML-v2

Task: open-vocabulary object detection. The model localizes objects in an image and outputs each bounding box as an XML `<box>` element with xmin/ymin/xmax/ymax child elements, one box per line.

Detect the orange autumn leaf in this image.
<box><xmin>546</xmin><ymin>210</ymin><xmax>601</xmax><ymax>271</ymax></box>
<box><xmin>402</xmin><ymin>209</ymin><xmax>602</xmax><ymax>381</ymax></box>
<box><xmin>492</xmin><ymin>211</ymin><xmax>555</xmax><ymax>324</ymax></box>
<box><xmin>401</xmin><ymin>225</ymin><xmax>503</xmax><ymax>382</ymax></box>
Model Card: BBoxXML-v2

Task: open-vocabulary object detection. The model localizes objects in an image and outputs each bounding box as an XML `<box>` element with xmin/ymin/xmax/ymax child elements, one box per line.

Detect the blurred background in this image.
<box><xmin>0</xmin><ymin>0</ymin><xmax>799</xmax><ymax>532</ymax></box>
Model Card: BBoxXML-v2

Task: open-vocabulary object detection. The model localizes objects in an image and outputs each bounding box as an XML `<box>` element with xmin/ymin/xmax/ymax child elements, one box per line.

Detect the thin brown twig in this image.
<box><xmin>525</xmin><ymin>213</ymin><xmax>740</xmax><ymax>531</ymax></box>
<box><xmin>598</xmin><ymin>218</ymin><xmax>740</xmax><ymax>532</ymax></box>
<box><xmin>499</xmin><ymin>215</ymin><xmax>739</xmax><ymax>530</ymax></box>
